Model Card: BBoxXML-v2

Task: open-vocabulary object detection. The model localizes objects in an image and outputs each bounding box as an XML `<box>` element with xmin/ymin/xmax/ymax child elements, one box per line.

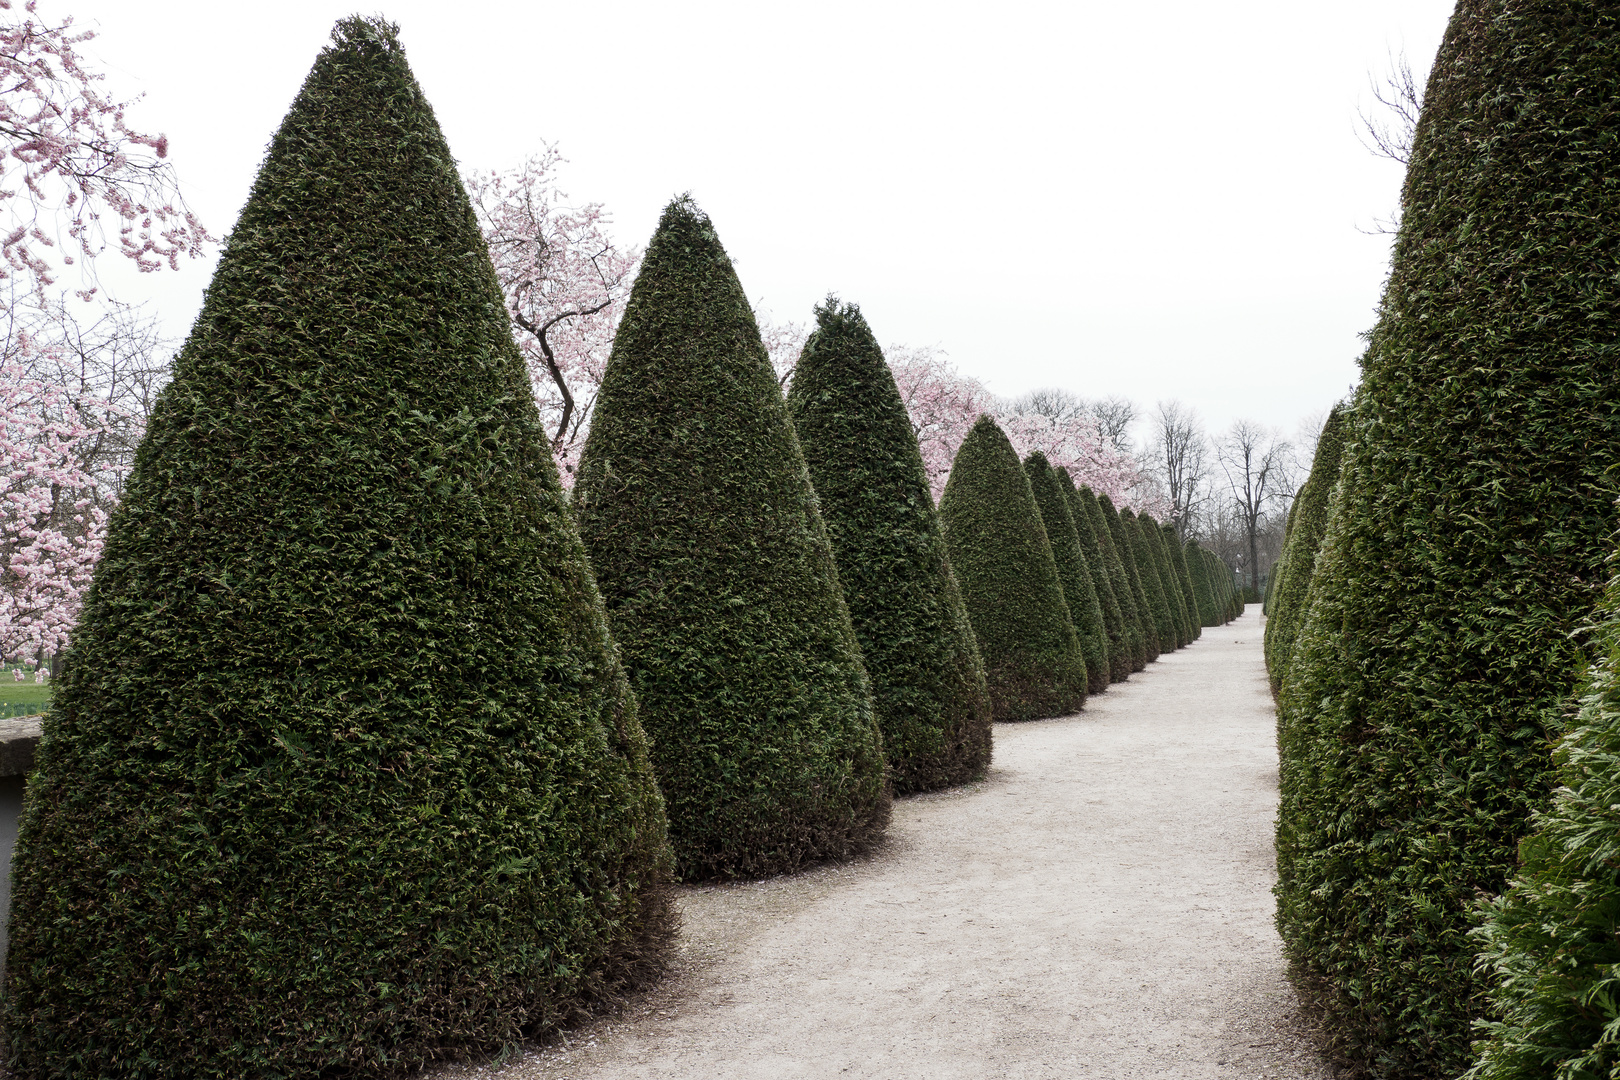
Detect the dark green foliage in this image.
<box><xmin>575</xmin><ymin>199</ymin><xmax>889</xmax><ymax>881</ymax></box>
<box><xmin>1122</xmin><ymin>510</ymin><xmax>1176</xmax><ymax>655</ymax></box>
<box><xmin>1467</xmin><ymin>566</ymin><xmax>1620</xmax><ymax>1080</ymax></box>
<box><xmin>1186</xmin><ymin>540</ymin><xmax>1219</xmax><ymax>627</ymax></box>
<box><xmin>1264</xmin><ymin>405</ymin><xmax>1348</xmax><ymax>696</ymax></box>
<box><xmin>1024</xmin><ymin>454</ymin><xmax>1109</xmax><ymax>695</ymax></box>
<box><xmin>1162</xmin><ymin>525</ymin><xmax>1201</xmax><ymax>643</ymax></box>
<box><xmin>1141</xmin><ymin>515</ymin><xmax>1191</xmax><ymax>648</ymax></box>
<box><xmin>1059</xmin><ymin>472</ymin><xmax>1130</xmax><ymax>682</ymax></box>
<box><xmin>1099</xmin><ymin>494</ymin><xmax>1158</xmax><ymax>665</ymax></box>
<box><xmin>785</xmin><ymin>298</ymin><xmax>992</xmax><ymax>795</ymax></box>
<box><xmin>1275</xmin><ymin>5</ymin><xmax>1620</xmax><ymax>1074</ymax></box>
<box><xmin>939</xmin><ymin>416</ymin><xmax>1087</xmax><ymax>721</ymax></box>
<box><xmin>2</xmin><ymin>20</ymin><xmax>674</xmax><ymax>1079</ymax></box>
<box><xmin>1082</xmin><ymin>487</ymin><xmax>1146</xmax><ymax>672</ymax></box>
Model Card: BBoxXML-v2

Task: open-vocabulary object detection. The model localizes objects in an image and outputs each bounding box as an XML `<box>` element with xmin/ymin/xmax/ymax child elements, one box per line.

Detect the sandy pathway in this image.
<box><xmin>436</xmin><ymin>606</ymin><xmax>1331</xmax><ymax>1079</ymax></box>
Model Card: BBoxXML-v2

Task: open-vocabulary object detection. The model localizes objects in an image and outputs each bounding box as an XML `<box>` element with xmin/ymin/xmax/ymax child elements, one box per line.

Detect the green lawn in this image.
<box><xmin>0</xmin><ymin>681</ymin><xmax>51</xmax><ymax>717</ymax></box>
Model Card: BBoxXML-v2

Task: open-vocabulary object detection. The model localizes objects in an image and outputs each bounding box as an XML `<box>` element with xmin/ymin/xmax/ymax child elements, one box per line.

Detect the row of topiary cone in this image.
<box><xmin>0</xmin><ymin>19</ymin><xmax>1237</xmax><ymax>1079</ymax></box>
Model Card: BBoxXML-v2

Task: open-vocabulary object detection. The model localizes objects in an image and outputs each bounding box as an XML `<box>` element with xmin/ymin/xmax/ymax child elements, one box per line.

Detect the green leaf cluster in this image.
<box><xmin>939</xmin><ymin>416</ymin><xmax>1087</xmax><ymax>721</ymax></box>
<box><xmin>786</xmin><ymin>298</ymin><xmax>991</xmax><ymax>795</ymax></box>
<box><xmin>3</xmin><ymin>19</ymin><xmax>674</xmax><ymax>1078</ymax></box>
<box><xmin>576</xmin><ymin>198</ymin><xmax>889</xmax><ymax>881</ymax></box>
<box><xmin>1264</xmin><ymin>405</ymin><xmax>1347</xmax><ymax>696</ymax></box>
<box><xmin>1024</xmin><ymin>453</ymin><xmax>1109</xmax><ymax>695</ymax></box>
<box><xmin>1274</xmin><ymin>4</ymin><xmax>1620</xmax><ymax>1074</ymax></box>
<box><xmin>1469</xmin><ymin>566</ymin><xmax>1620</xmax><ymax>1080</ymax></box>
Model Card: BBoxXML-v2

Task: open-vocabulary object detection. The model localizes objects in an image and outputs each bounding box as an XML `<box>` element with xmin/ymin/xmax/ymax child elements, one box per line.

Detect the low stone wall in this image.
<box><xmin>0</xmin><ymin>717</ymin><xmax>41</xmax><ymax>969</ymax></box>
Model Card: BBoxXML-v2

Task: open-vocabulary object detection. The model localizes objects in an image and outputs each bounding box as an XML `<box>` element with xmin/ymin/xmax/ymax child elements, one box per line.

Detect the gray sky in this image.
<box><xmin>65</xmin><ymin>0</ymin><xmax>1455</xmax><ymax>442</ymax></box>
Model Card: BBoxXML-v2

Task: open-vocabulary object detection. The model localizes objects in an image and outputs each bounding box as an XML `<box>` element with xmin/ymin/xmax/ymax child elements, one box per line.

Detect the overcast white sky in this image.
<box><xmin>62</xmin><ymin>0</ymin><xmax>1455</xmax><ymax>444</ymax></box>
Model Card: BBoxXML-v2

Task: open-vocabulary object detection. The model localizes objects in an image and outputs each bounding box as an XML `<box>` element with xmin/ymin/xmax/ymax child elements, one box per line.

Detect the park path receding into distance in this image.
<box><xmin>438</xmin><ymin>607</ymin><xmax>1333</xmax><ymax>1080</ymax></box>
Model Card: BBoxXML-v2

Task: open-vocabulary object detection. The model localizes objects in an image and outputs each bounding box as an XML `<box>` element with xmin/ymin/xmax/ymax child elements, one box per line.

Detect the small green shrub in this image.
<box><xmin>939</xmin><ymin>416</ymin><xmax>1087</xmax><ymax>721</ymax></box>
<box><xmin>1122</xmin><ymin>510</ymin><xmax>1176</xmax><ymax>655</ymax></box>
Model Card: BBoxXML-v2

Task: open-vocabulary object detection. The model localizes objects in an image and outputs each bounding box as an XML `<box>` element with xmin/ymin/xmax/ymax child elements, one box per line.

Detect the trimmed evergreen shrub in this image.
<box><xmin>1081</xmin><ymin>486</ymin><xmax>1146</xmax><ymax>672</ymax></box>
<box><xmin>1099</xmin><ymin>493</ymin><xmax>1158</xmax><ymax>665</ymax></box>
<box><xmin>1024</xmin><ymin>453</ymin><xmax>1109</xmax><ymax>695</ymax></box>
<box><xmin>1122</xmin><ymin>509</ymin><xmax>1176</xmax><ymax>655</ymax></box>
<box><xmin>1142</xmin><ymin>514</ymin><xmax>1191</xmax><ymax>648</ymax></box>
<box><xmin>1275</xmin><ymin>5</ymin><xmax>1620</xmax><ymax>1074</ymax></box>
<box><xmin>939</xmin><ymin>415</ymin><xmax>1088</xmax><ymax>721</ymax></box>
<box><xmin>1162</xmin><ymin>524</ymin><xmax>1201</xmax><ymax>643</ymax></box>
<box><xmin>1186</xmin><ymin>540</ymin><xmax>1219</xmax><ymax>627</ymax></box>
<box><xmin>1469</xmin><ymin>566</ymin><xmax>1620</xmax><ymax>1080</ymax></box>
<box><xmin>1263</xmin><ymin>405</ymin><xmax>1347</xmax><ymax>695</ymax></box>
<box><xmin>785</xmin><ymin>298</ymin><xmax>992</xmax><ymax>795</ymax></box>
<box><xmin>2</xmin><ymin>19</ymin><xmax>675</xmax><ymax>1079</ymax></box>
<box><xmin>575</xmin><ymin>198</ymin><xmax>889</xmax><ymax>881</ymax></box>
<box><xmin>1058</xmin><ymin>470</ymin><xmax>1130</xmax><ymax>682</ymax></box>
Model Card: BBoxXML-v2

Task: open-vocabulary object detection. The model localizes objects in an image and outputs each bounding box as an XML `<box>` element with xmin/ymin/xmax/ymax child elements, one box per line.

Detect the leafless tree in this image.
<box><xmin>1217</xmin><ymin>419</ymin><xmax>1295</xmax><ymax>594</ymax></box>
<box><xmin>1148</xmin><ymin>400</ymin><xmax>1207</xmax><ymax>540</ymax></box>
<box><xmin>1360</xmin><ymin>49</ymin><xmax>1423</xmax><ymax>166</ymax></box>
<box><xmin>1084</xmin><ymin>395</ymin><xmax>1137</xmax><ymax>453</ymax></box>
<box><xmin>1007</xmin><ymin>386</ymin><xmax>1086</xmax><ymax>422</ymax></box>
<box><xmin>1358</xmin><ymin>49</ymin><xmax>1425</xmax><ymax>234</ymax></box>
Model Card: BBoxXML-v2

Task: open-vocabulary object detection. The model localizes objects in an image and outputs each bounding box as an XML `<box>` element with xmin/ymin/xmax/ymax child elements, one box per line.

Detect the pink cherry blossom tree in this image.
<box><xmin>0</xmin><ymin>349</ymin><xmax>111</xmax><ymax>663</ymax></box>
<box><xmin>466</xmin><ymin>148</ymin><xmax>638</xmax><ymax>484</ymax></box>
<box><xmin>0</xmin><ymin>0</ymin><xmax>208</xmax><ymax>300</ymax></box>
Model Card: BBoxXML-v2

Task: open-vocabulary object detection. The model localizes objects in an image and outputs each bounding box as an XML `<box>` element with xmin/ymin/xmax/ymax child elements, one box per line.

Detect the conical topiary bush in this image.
<box><xmin>785</xmin><ymin>297</ymin><xmax>991</xmax><ymax>794</ymax></box>
<box><xmin>575</xmin><ymin>198</ymin><xmax>889</xmax><ymax>881</ymax></box>
<box><xmin>1263</xmin><ymin>404</ymin><xmax>1347</xmax><ymax>695</ymax></box>
<box><xmin>1141</xmin><ymin>513</ymin><xmax>1190</xmax><ymax>648</ymax></box>
<box><xmin>1058</xmin><ymin>470</ymin><xmax>1129</xmax><ymax>682</ymax></box>
<box><xmin>1100</xmin><ymin>493</ymin><xmax>1158</xmax><ymax>665</ymax></box>
<box><xmin>1123</xmin><ymin>509</ymin><xmax>1176</xmax><ymax>655</ymax></box>
<box><xmin>1185</xmin><ymin>540</ymin><xmax>1217</xmax><ymax>628</ymax></box>
<box><xmin>940</xmin><ymin>415</ymin><xmax>1087</xmax><ymax>721</ymax></box>
<box><xmin>1024</xmin><ymin>452</ymin><xmax>1109</xmax><ymax>695</ymax></box>
<box><xmin>1081</xmin><ymin>486</ymin><xmax>1147</xmax><ymax>672</ymax></box>
<box><xmin>1163</xmin><ymin>524</ymin><xmax>1201</xmax><ymax>643</ymax></box>
<box><xmin>2</xmin><ymin>20</ymin><xmax>673</xmax><ymax>1078</ymax></box>
<box><xmin>1275</xmin><ymin>4</ymin><xmax>1620</xmax><ymax>1072</ymax></box>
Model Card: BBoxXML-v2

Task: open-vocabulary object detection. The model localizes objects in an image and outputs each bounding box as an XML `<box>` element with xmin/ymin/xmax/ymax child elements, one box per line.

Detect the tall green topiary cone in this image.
<box><xmin>1163</xmin><ymin>524</ymin><xmax>1201</xmax><ymax>643</ymax></box>
<box><xmin>2</xmin><ymin>19</ymin><xmax>674</xmax><ymax>1078</ymax></box>
<box><xmin>1024</xmin><ymin>453</ymin><xmax>1109</xmax><ymax>695</ymax></box>
<box><xmin>940</xmin><ymin>416</ymin><xmax>1087</xmax><ymax>721</ymax></box>
<box><xmin>1186</xmin><ymin>540</ymin><xmax>1218</xmax><ymax>627</ymax></box>
<box><xmin>1263</xmin><ymin>405</ymin><xmax>1347</xmax><ymax>696</ymax></box>
<box><xmin>1100</xmin><ymin>493</ymin><xmax>1158</xmax><ymax>665</ymax></box>
<box><xmin>1469</xmin><ymin>561</ymin><xmax>1620</xmax><ymax>1080</ymax></box>
<box><xmin>1123</xmin><ymin>509</ymin><xmax>1176</xmax><ymax>655</ymax></box>
<box><xmin>1081</xmin><ymin>486</ymin><xmax>1146</xmax><ymax>673</ymax></box>
<box><xmin>1142</xmin><ymin>514</ymin><xmax>1190</xmax><ymax>648</ymax></box>
<box><xmin>1059</xmin><ymin>471</ymin><xmax>1130</xmax><ymax>682</ymax></box>
<box><xmin>1275</xmin><ymin>5</ymin><xmax>1620</xmax><ymax>1073</ymax></box>
<box><xmin>785</xmin><ymin>298</ymin><xmax>991</xmax><ymax>795</ymax></box>
<box><xmin>575</xmin><ymin>198</ymin><xmax>888</xmax><ymax>881</ymax></box>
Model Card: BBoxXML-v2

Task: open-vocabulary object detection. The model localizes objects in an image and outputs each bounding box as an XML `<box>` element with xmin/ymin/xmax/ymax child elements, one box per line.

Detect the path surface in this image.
<box><xmin>437</xmin><ymin>607</ymin><xmax>1332</xmax><ymax>1079</ymax></box>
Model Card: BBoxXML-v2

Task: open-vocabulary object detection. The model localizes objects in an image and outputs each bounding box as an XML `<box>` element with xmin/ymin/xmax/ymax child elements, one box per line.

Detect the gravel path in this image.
<box><xmin>435</xmin><ymin>605</ymin><xmax>1333</xmax><ymax>1079</ymax></box>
